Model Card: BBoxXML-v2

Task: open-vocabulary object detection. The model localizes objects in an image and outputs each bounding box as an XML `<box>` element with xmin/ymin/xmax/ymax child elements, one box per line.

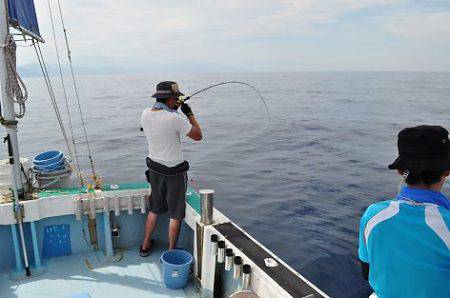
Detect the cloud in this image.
<box><xmin>385</xmin><ymin>12</ymin><xmax>450</xmax><ymax>37</ymax></box>
<box><xmin>14</xmin><ymin>0</ymin><xmax>450</xmax><ymax>71</ymax></box>
<box><xmin>34</xmin><ymin>0</ymin><xmax>401</xmax><ymax>46</ymax></box>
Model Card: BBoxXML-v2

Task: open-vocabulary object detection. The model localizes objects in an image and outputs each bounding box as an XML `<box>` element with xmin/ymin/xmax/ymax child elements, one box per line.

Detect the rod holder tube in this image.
<box><xmin>103</xmin><ymin>197</ymin><xmax>109</xmax><ymax>213</ymax></box>
<box><xmin>114</xmin><ymin>197</ymin><xmax>120</xmax><ymax>216</ymax></box>
<box><xmin>127</xmin><ymin>196</ymin><xmax>133</xmax><ymax>215</ymax></box>
<box><xmin>74</xmin><ymin>197</ymin><xmax>82</xmax><ymax>220</ymax></box>
<box><xmin>140</xmin><ymin>196</ymin><xmax>146</xmax><ymax>213</ymax></box>
<box><xmin>103</xmin><ymin>211</ymin><xmax>113</xmax><ymax>257</ymax></box>
<box><xmin>17</xmin><ymin>220</ymin><xmax>30</xmax><ymax>275</ymax></box>
<box><xmin>199</xmin><ymin>189</ymin><xmax>214</xmax><ymax>225</ymax></box>
<box><xmin>210</xmin><ymin>234</ymin><xmax>218</xmax><ymax>255</ymax></box>
<box><xmin>89</xmin><ymin>198</ymin><xmax>96</xmax><ymax>219</ymax></box>
<box><xmin>225</xmin><ymin>248</ymin><xmax>234</xmax><ymax>271</ymax></box>
<box><xmin>217</xmin><ymin>240</ymin><xmax>225</xmax><ymax>263</ymax></box>
<box><xmin>242</xmin><ymin>264</ymin><xmax>251</xmax><ymax>290</ymax></box>
<box><xmin>233</xmin><ymin>256</ymin><xmax>243</xmax><ymax>279</ymax></box>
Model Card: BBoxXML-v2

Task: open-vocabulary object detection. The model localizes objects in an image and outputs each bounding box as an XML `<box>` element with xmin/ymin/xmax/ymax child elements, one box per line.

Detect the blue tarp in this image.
<box><xmin>7</xmin><ymin>0</ymin><xmax>42</xmax><ymax>41</ymax></box>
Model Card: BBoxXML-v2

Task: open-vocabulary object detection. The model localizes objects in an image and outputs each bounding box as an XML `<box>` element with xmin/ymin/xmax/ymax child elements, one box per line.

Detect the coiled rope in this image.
<box><xmin>1</xmin><ymin>35</ymin><xmax>28</xmax><ymax>118</ymax></box>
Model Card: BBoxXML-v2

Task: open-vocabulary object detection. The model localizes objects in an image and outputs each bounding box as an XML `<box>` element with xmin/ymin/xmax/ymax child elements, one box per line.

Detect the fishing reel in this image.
<box><xmin>177</xmin><ymin>95</ymin><xmax>190</xmax><ymax>104</ymax></box>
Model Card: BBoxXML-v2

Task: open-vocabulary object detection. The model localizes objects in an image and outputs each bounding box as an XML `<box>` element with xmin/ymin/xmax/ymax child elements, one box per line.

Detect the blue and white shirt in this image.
<box><xmin>359</xmin><ymin>186</ymin><xmax>450</xmax><ymax>298</ymax></box>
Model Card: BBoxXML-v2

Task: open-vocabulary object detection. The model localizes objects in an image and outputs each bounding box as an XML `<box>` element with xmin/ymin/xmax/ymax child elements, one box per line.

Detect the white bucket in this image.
<box><xmin>36</xmin><ymin>167</ymin><xmax>72</xmax><ymax>189</ymax></box>
<box><xmin>0</xmin><ymin>158</ymin><xmax>30</xmax><ymax>189</ymax></box>
<box><xmin>37</xmin><ymin>176</ymin><xmax>71</xmax><ymax>189</ymax></box>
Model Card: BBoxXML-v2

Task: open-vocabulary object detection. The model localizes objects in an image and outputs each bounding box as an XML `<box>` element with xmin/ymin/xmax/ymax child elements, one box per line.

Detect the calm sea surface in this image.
<box><xmin>8</xmin><ymin>72</ymin><xmax>450</xmax><ymax>297</ymax></box>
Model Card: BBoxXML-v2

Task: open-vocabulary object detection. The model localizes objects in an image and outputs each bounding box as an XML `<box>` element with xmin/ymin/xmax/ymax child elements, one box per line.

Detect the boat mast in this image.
<box><xmin>0</xmin><ymin>0</ymin><xmax>24</xmax><ymax>194</ymax></box>
<box><xmin>0</xmin><ymin>0</ymin><xmax>30</xmax><ymax>276</ymax></box>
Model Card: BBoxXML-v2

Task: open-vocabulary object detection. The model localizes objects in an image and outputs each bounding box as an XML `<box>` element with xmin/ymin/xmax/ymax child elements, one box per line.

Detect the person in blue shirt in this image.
<box><xmin>359</xmin><ymin>125</ymin><xmax>450</xmax><ymax>298</ymax></box>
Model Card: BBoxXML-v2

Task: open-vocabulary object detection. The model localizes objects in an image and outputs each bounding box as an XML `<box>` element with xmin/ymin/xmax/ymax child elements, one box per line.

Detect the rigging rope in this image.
<box><xmin>1</xmin><ymin>35</ymin><xmax>28</xmax><ymax>118</ymax></box>
<box><xmin>32</xmin><ymin>42</ymin><xmax>74</xmax><ymax>164</ymax></box>
<box><xmin>47</xmin><ymin>0</ymin><xmax>83</xmax><ymax>187</ymax></box>
<box><xmin>34</xmin><ymin>45</ymin><xmax>93</xmax><ymax>190</ymax></box>
<box><xmin>56</xmin><ymin>0</ymin><xmax>98</xmax><ymax>183</ymax></box>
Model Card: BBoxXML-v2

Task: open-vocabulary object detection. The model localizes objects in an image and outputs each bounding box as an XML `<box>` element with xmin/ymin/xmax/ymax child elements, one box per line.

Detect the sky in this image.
<box><xmin>15</xmin><ymin>0</ymin><xmax>450</xmax><ymax>72</ymax></box>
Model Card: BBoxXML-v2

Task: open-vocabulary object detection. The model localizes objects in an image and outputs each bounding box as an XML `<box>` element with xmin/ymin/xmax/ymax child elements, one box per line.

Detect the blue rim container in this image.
<box><xmin>160</xmin><ymin>249</ymin><xmax>193</xmax><ymax>289</ymax></box>
<box><xmin>34</xmin><ymin>159</ymin><xmax>65</xmax><ymax>172</ymax></box>
<box><xmin>33</xmin><ymin>150</ymin><xmax>63</xmax><ymax>166</ymax></box>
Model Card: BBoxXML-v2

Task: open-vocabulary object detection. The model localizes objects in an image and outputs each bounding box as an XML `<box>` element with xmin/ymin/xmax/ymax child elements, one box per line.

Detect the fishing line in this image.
<box><xmin>180</xmin><ymin>81</ymin><xmax>271</xmax><ymax>122</ymax></box>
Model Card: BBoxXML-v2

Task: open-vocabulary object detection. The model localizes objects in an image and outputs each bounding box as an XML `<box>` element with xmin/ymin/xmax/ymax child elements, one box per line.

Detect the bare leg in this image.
<box><xmin>169</xmin><ymin>218</ymin><xmax>182</xmax><ymax>250</ymax></box>
<box><xmin>142</xmin><ymin>212</ymin><xmax>158</xmax><ymax>250</ymax></box>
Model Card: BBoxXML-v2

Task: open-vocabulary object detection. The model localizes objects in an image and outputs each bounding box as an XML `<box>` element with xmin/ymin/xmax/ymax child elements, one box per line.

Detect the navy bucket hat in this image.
<box><xmin>151</xmin><ymin>81</ymin><xmax>184</xmax><ymax>99</ymax></box>
<box><xmin>388</xmin><ymin>125</ymin><xmax>450</xmax><ymax>173</ymax></box>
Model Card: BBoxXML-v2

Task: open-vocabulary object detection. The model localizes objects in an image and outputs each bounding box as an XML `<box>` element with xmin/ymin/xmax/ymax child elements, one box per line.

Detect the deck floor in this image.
<box><xmin>0</xmin><ymin>246</ymin><xmax>200</xmax><ymax>298</ymax></box>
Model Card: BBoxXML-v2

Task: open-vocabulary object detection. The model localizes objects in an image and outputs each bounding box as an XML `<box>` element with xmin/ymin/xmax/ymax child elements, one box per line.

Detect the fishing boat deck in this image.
<box><xmin>0</xmin><ymin>246</ymin><xmax>200</xmax><ymax>298</ymax></box>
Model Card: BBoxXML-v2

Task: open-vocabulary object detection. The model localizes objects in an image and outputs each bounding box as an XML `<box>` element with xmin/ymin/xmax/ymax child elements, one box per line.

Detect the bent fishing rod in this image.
<box><xmin>178</xmin><ymin>81</ymin><xmax>271</xmax><ymax>122</ymax></box>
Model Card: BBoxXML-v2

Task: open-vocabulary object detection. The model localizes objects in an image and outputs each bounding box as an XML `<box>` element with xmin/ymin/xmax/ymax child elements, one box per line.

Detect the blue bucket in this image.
<box><xmin>34</xmin><ymin>159</ymin><xmax>65</xmax><ymax>172</ymax></box>
<box><xmin>160</xmin><ymin>249</ymin><xmax>193</xmax><ymax>289</ymax></box>
<box><xmin>33</xmin><ymin>150</ymin><xmax>66</xmax><ymax>173</ymax></box>
<box><xmin>33</xmin><ymin>150</ymin><xmax>63</xmax><ymax>166</ymax></box>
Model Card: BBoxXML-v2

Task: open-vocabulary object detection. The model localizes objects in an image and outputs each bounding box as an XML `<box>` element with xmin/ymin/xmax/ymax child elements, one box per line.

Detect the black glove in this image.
<box><xmin>181</xmin><ymin>103</ymin><xmax>194</xmax><ymax>117</ymax></box>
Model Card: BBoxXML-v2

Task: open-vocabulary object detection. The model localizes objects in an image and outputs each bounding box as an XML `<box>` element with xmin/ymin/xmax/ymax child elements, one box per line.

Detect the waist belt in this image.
<box><xmin>146</xmin><ymin>157</ymin><xmax>189</xmax><ymax>176</ymax></box>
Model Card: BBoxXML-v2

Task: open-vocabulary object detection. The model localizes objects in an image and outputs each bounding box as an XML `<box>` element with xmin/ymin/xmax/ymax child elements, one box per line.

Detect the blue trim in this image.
<box><xmin>10</xmin><ymin>224</ymin><xmax>23</xmax><ymax>272</ymax></box>
<box><xmin>397</xmin><ymin>186</ymin><xmax>450</xmax><ymax>209</ymax></box>
<box><xmin>30</xmin><ymin>221</ymin><xmax>42</xmax><ymax>269</ymax></box>
<box><xmin>103</xmin><ymin>212</ymin><xmax>114</xmax><ymax>257</ymax></box>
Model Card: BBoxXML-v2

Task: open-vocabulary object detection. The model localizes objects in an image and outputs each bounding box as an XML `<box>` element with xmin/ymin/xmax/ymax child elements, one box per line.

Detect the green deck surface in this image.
<box><xmin>38</xmin><ymin>182</ymin><xmax>202</xmax><ymax>214</ymax></box>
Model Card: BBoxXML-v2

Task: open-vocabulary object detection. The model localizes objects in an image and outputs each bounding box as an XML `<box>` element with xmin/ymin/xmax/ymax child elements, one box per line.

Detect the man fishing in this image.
<box><xmin>359</xmin><ymin>125</ymin><xmax>450</xmax><ymax>297</ymax></box>
<box><xmin>140</xmin><ymin>81</ymin><xmax>202</xmax><ymax>256</ymax></box>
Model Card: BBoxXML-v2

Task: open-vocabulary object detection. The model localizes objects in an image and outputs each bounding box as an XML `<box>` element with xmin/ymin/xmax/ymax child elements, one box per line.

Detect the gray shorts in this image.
<box><xmin>147</xmin><ymin>169</ymin><xmax>187</xmax><ymax>219</ymax></box>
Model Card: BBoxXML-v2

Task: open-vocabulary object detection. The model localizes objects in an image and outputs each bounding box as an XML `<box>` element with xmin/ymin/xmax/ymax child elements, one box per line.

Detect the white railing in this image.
<box><xmin>0</xmin><ymin>188</ymin><xmax>149</xmax><ymax>225</ymax></box>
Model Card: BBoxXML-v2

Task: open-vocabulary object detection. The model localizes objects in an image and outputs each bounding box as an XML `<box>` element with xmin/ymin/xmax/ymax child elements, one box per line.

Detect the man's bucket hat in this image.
<box><xmin>152</xmin><ymin>81</ymin><xmax>184</xmax><ymax>99</ymax></box>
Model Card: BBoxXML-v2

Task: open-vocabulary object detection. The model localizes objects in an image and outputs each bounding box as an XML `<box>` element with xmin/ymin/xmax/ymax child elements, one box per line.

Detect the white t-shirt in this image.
<box><xmin>140</xmin><ymin>108</ymin><xmax>192</xmax><ymax>167</ymax></box>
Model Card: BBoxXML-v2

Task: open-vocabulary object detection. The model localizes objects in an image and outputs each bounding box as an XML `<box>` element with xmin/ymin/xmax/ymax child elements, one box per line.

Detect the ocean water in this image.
<box><xmin>8</xmin><ymin>71</ymin><xmax>450</xmax><ymax>297</ymax></box>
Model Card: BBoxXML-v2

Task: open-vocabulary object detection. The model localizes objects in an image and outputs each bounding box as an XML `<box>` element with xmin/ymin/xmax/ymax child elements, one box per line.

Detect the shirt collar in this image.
<box><xmin>396</xmin><ymin>186</ymin><xmax>450</xmax><ymax>209</ymax></box>
<box><xmin>153</xmin><ymin>102</ymin><xmax>177</xmax><ymax>113</ymax></box>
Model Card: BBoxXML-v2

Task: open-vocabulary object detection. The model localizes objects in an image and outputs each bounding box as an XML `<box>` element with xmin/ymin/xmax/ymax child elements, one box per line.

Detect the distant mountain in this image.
<box><xmin>17</xmin><ymin>57</ymin><xmax>246</xmax><ymax>77</ymax></box>
<box><xmin>18</xmin><ymin>63</ymin><xmax>137</xmax><ymax>77</ymax></box>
